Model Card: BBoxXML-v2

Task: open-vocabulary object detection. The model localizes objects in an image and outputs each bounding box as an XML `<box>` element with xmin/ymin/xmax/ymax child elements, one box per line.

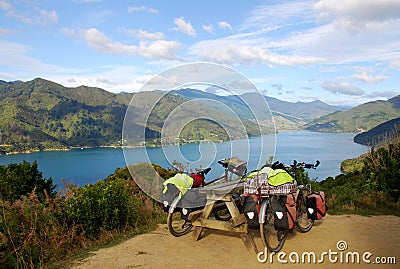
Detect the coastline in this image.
<box><xmin>0</xmin><ymin>130</ymin><xmax>363</xmax><ymax>156</ymax></box>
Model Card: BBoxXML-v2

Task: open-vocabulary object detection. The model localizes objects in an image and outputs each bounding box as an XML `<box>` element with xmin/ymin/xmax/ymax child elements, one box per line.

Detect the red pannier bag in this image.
<box><xmin>286</xmin><ymin>193</ymin><xmax>296</xmax><ymax>229</ymax></box>
<box><xmin>271</xmin><ymin>193</ymin><xmax>296</xmax><ymax>230</ymax></box>
<box><xmin>190</xmin><ymin>173</ymin><xmax>205</xmax><ymax>188</ymax></box>
<box><xmin>306</xmin><ymin>191</ymin><xmax>327</xmax><ymax>220</ymax></box>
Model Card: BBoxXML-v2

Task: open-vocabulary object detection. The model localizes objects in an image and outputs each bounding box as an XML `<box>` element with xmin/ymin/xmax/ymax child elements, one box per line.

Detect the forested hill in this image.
<box><xmin>0</xmin><ymin>78</ymin><xmax>129</xmax><ymax>152</ymax></box>
<box><xmin>172</xmin><ymin>88</ymin><xmax>342</xmax><ymax>130</ymax></box>
<box><xmin>305</xmin><ymin>95</ymin><xmax>400</xmax><ymax>133</ymax></box>
<box><xmin>353</xmin><ymin>117</ymin><xmax>400</xmax><ymax>146</ymax></box>
<box><xmin>0</xmin><ymin>78</ymin><xmax>263</xmax><ymax>153</ymax></box>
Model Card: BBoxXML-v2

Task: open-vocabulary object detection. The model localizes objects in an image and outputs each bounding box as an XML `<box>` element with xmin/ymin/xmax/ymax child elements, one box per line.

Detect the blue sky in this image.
<box><xmin>1</xmin><ymin>0</ymin><xmax>400</xmax><ymax>106</ymax></box>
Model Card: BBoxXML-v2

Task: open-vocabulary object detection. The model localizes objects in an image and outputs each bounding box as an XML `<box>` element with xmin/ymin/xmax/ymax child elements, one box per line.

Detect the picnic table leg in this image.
<box><xmin>224</xmin><ymin>196</ymin><xmax>258</xmax><ymax>254</ymax></box>
<box><xmin>192</xmin><ymin>201</ymin><xmax>216</xmax><ymax>241</ymax></box>
<box><xmin>239</xmin><ymin>233</ymin><xmax>258</xmax><ymax>254</ymax></box>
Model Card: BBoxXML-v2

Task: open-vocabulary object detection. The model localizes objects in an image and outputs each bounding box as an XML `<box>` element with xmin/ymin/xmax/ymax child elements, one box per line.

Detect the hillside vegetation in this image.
<box><xmin>305</xmin><ymin>95</ymin><xmax>400</xmax><ymax>133</ymax></box>
<box><xmin>0</xmin><ymin>162</ymin><xmax>175</xmax><ymax>268</ymax></box>
<box><xmin>0</xmin><ymin>79</ymin><xmax>263</xmax><ymax>153</ymax></box>
<box><xmin>173</xmin><ymin>89</ymin><xmax>341</xmax><ymax>129</ymax></box>
<box><xmin>353</xmin><ymin>117</ymin><xmax>400</xmax><ymax>146</ymax></box>
<box><xmin>317</xmin><ymin>139</ymin><xmax>400</xmax><ymax>215</ymax></box>
<box><xmin>0</xmin><ymin>78</ymin><xmax>341</xmax><ymax>154</ymax></box>
<box><xmin>0</xmin><ymin>78</ymin><xmax>128</xmax><ymax>152</ymax></box>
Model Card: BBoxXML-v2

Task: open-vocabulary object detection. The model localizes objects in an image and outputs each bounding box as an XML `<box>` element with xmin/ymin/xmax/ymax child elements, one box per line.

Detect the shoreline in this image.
<box><xmin>0</xmin><ymin>130</ymin><xmax>362</xmax><ymax>156</ymax></box>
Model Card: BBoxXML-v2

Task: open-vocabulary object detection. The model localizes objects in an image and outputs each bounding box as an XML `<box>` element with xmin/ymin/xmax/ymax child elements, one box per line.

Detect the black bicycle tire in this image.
<box><xmin>213</xmin><ymin>207</ymin><xmax>232</xmax><ymax>221</ymax></box>
<box><xmin>260</xmin><ymin>201</ymin><xmax>285</xmax><ymax>252</ymax></box>
<box><xmin>296</xmin><ymin>187</ymin><xmax>314</xmax><ymax>233</ymax></box>
<box><xmin>167</xmin><ymin>208</ymin><xmax>193</xmax><ymax>237</ymax></box>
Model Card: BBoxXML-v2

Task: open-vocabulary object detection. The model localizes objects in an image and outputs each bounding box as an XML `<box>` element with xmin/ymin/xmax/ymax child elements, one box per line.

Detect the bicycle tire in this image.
<box><xmin>260</xmin><ymin>200</ymin><xmax>285</xmax><ymax>252</ymax></box>
<box><xmin>213</xmin><ymin>206</ymin><xmax>232</xmax><ymax>221</ymax></box>
<box><xmin>167</xmin><ymin>197</ymin><xmax>193</xmax><ymax>237</ymax></box>
<box><xmin>296</xmin><ymin>187</ymin><xmax>314</xmax><ymax>233</ymax></box>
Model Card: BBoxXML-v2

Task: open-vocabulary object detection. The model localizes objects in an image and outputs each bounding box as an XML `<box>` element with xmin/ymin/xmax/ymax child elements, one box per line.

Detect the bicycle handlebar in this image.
<box><xmin>271</xmin><ymin>160</ymin><xmax>320</xmax><ymax>171</ymax></box>
<box><xmin>217</xmin><ymin>159</ymin><xmax>228</xmax><ymax>168</ymax></box>
<box><xmin>194</xmin><ymin>167</ymin><xmax>211</xmax><ymax>176</ymax></box>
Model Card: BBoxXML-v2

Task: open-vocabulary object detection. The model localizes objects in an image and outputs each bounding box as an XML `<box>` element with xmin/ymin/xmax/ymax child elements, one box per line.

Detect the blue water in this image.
<box><xmin>0</xmin><ymin>131</ymin><xmax>368</xmax><ymax>189</ymax></box>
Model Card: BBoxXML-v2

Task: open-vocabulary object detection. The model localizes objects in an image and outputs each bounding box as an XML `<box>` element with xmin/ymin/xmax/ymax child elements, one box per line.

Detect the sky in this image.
<box><xmin>1</xmin><ymin>0</ymin><xmax>400</xmax><ymax>106</ymax></box>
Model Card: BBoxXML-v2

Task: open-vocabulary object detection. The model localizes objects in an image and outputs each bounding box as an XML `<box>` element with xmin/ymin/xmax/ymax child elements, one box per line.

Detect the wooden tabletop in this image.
<box><xmin>199</xmin><ymin>178</ymin><xmax>244</xmax><ymax>198</ymax></box>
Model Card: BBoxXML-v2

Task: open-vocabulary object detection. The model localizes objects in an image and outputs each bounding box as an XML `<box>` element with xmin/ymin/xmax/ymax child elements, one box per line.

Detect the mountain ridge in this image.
<box><xmin>354</xmin><ymin>117</ymin><xmax>400</xmax><ymax>146</ymax></box>
<box><xmin>0</xmin><ymin>78</ymin><xmax>264</xmax><ymax>153</ymax></box>
<box><xmin>305</xmin><ymin>95</ymin><xmax>400</xmax><ymax>133</ymax></box>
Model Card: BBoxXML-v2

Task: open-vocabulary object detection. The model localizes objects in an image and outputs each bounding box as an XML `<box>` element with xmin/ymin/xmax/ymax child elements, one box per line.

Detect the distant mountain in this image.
<box><xmin>0</xmin><ymin>78</ymin><xmax>262</xmax><ymax>153</ymax></box>
<box><xmin>305</xmin><ymin>96</ymin><xmax>400</xmax><ymax>133</ymax></box>
<box><xmin>0</xmin><ymin>78</ymin><xmax>130</xmax><ymax>152</ymax></box>
<box><xmin>0</xmin><ymin>80</ymin><xmax>23</xmax><ymax>85</ymax></box>
<box><xmin>354</xmin><ymin>117</ymin><xmax>400</xmax><ymax>146</ymax></box>
<box><xmin>172</xmin><ymin>89</ymin><xmax>342</xmax><ymax>130</ymax></box>
<box><xmin>265</xmin><ymin>96</ymin><xmax>342</xmax><ymax>122</ymax></box>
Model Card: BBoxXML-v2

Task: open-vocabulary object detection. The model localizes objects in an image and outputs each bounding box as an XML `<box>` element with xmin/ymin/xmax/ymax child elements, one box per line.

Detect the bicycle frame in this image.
<box><xmin>258</xmin><ymin>161</ymin><xmax>317</xmax><ymax>252</ymax></box>
<box><xmin>166</xmin><ymin>157</ymin><xmax>247</xmax><ymax>237</ymax></box>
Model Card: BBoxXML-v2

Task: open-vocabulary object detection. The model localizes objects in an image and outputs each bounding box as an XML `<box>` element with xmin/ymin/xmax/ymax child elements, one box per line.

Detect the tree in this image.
<box><xmin>362</xmin><ymin>141</ymin><xmax>400</xmax><ymax>202</ymax></box>
<box><xmin>0</xmin><ymin>160</ymin><xmax>56</xmax><ymax>202</ymax></box>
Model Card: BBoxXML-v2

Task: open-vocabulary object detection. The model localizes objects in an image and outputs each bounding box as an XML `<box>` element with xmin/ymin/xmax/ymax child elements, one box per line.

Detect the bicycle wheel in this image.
<box><xmin>213</xmin><ymin>203</ymin><xmax>232</xmax><ymax>221</ymax></box>
<box><xmin>260</xmin><ymin>201</ymin><xmax>285</xmax><ymax>252</ymax></box>
<box><xmin>167</xmin><ymin>198</ymin><xmax>193</xmax><ymax>237</ymax></box>
<box><xmin>296</xmin><ymin>187</ymin><xmax>314</xmax><ymax>233</ymax></box>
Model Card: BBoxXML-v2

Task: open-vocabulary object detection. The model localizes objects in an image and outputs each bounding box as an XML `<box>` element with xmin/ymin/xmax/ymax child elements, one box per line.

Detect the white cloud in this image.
<box><xmin>135</xmin><ymin>75</ymin><xmax>154</xmax><ymax>84</ymax></box>
<box><xmin>189</xmin><ymin>39</ymin><xmax>322</xmax><ymax>66</ymax></box>
<box><xmin>34</xmin><ymin>7</ymin><xmax>58</xmax><ymax>25</ymax></box>
<box><xmin>0</xmin><ymin>0</ymin><xmax>58</xmax><ymax>25</ymax></box>
<box><xmin>52</xmin><ymin>65</ymin><xmax>150</xmax><ymax>93</ymax></box>
<box><xmin>218</xmin><ymin>21</ymin><xmax>232</xmax><ymax>30</ymax></box>
<box><xmin>123</xmin><ymin>28</ymin><xmax>165</xmax><ymax>40</ymax></box>
<box><xmin>0</xmin><ymin>40</ymin><xmax>58</xmax><ymax>74</ymax></box>
<box><xmin>321</xmin><ymin>81</ymin><xmax>365</xmax><ymax>96</ymax></box>
<box><xmin>202</xmin><ymin>24</ymin><xmax>215</xmax><ymax>34</ymax></box>
<box><xmin>242</xmin><ymin>1</ymin><xmax>315</xmax><ymax>30</ymax></box>
<box><xmin>237</xmin><ymin>1</ymin><xmax>400</xmax><ymax>65</ymax></box>
<box><xmin>351</xmin><ymin>68</ymin><xmax>388</xmax><ymax>84</ymax></box>
<box><xmin>96</xmin><ymin>76</ymin><xmax>117</xmax><ymax>85</ymax></box>
<box><xmin>173</xmin><ymin>17</ymin><xmax>196</xmax><ymax>37</ymax></box>
<box><xmin>0</xmin><ymin>28</ymin><xmax>11</xmax><ymax>35</ymax></box>
<box><xmin>128</xmin><ymin>5</ymin><xmax>158</xmax><ymax>14</ymax></box>
<box><xmin>80</xmin><ymin>28</ymin><xmax>181</xmax><ymax>59</ymax></box>
<box><xmin>62</xmin><ymin>28</ymin><xmax>77</xmax><ymax>38</ymax></box>
<box><xmin>74</xmin><ymin>0</ymin><xmax>102</xmax><ymax>2</ymax></box>
<box><xmin>314</xmin><ymin>0</ymin><xmax>400</xmax><ymax>31</ymax></box>
<box><xmin>0</xmin><ymin>0</ymin><xmax>33</xmax><ymax>24</ymax></box>
<box><xmin>389</xmin><ymin>59</ymin><xmax>400</xmax><ymax>70</ymax></box>
<box><xmin>366</xmin><ymin>90</ymin><xmax>400</xmax><ymax>99</ymax></box>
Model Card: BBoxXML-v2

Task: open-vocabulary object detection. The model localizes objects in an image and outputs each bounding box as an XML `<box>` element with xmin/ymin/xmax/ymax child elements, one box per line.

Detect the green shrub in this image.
<box><xmin>57</xmin><ymin>178</ymin><xmax>141</xmax><ymax>237</ymax></box>
<box><xmin>0</xmin><ymin>192</ymin><xmax>87</xmax><ymax>268</ymax></box>
<box><xmin>0</xmin><ymin>162</ymin><xmax>169</xmax><ymax>268</ymax></box>
<box><xmin>0</xmin><ymin>161</ymin><xmax>56</xmax><ymax>202</ymax></box>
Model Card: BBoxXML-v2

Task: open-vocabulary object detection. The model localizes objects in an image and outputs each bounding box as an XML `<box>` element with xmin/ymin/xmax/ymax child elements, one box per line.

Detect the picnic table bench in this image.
<box><xmin>189</xmin><ymin>179</ymin><xmax>258</xmax><ymax>253</ymax></box>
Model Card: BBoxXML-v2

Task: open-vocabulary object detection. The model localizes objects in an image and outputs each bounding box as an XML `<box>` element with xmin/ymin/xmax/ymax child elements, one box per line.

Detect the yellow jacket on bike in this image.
<box><xmin>163</xmin><ymin>173</ymin><xmax>194</xmax><ymax>198</ymax></box>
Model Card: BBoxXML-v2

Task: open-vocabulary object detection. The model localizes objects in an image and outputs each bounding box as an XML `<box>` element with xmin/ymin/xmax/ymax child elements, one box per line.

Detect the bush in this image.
<box><xmin>57</xmin><ymin>178</ymin><xmax>142</xmax><ymax>237</ymax></box>
<box><xmin>0</xmin><ymin>192</ymin><xmax>87</xmax><ymax>268</ymax></box>
<box><xmin>0</xmin><ymin>161</ymin><xmax>56</xmax><ymax>202</ymax></box>
<box><xmin>0</xmin><ymin>162</ymin><xmax>169</xmax><ymax>268</ymax></box>
<box><xmin>363</xmin><ymin>142</ymin><xmax>400</xmax><ymax>202</ymax></box>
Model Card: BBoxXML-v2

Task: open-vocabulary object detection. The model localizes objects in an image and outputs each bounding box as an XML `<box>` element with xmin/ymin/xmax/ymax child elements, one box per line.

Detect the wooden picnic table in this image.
<box><xmin>190</xmin><ymin>179</ymin><xmax>258</xmax><ymax>253</ymax></box>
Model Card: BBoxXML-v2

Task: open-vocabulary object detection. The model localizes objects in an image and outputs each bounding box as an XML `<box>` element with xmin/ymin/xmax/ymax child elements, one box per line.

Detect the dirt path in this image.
<box><xmin>71</xmin><ymin>215</ymin><xmax>400</xmax><ymax>269</ymax></box>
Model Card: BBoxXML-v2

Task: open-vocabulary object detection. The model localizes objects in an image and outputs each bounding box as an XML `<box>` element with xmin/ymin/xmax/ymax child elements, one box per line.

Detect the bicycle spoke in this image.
<box><xmin>167</xmin><ymin>210</ymin><xmax>193</xmax><ymax>237</ymax></box>
<box><xmin>296</xmin><ymin>188</ymin><xmax>314</xmax><ymax>232</ymax></box>
<box><xmin>260</xmin><ymin>202</ymin><xmax>285</xmax><ymax>252</ymax></box>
